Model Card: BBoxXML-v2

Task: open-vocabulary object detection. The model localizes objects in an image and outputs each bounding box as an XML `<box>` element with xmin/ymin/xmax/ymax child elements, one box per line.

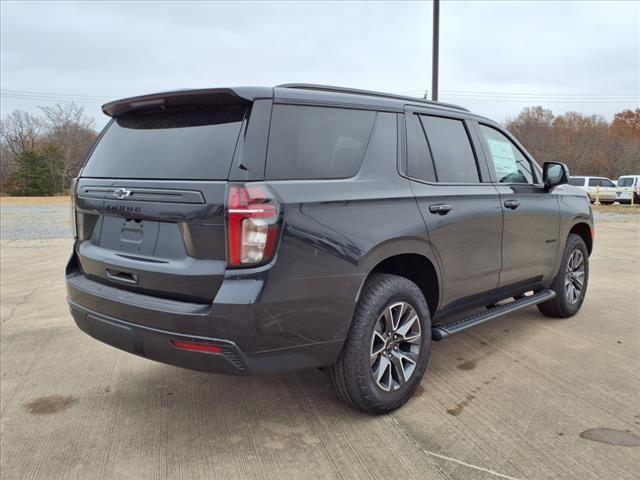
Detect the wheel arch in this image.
<box><xmin>357</xmin><ymin>239</ymin><xmax>441</xmax><ymax>316</ymax></box>
<box><xmin>569</xmin><ymin>222</ymin><xmax>593</xmax><ymax>255</ymax></box>
<box><xmin>549</xmin><ymin>216</ymin><xmax>594</xmax><ymax>283</ymax></box>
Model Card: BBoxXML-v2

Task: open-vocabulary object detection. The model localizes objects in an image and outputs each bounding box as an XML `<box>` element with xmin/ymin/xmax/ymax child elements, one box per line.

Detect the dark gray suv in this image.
<box><xmin>66</xmin><ymin>84</ymin><xmax>593</xmax><ymax>413</ymax></box>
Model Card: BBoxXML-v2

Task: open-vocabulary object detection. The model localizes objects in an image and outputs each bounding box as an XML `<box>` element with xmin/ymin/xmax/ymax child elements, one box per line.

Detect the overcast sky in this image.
<box><xmin>1</xmin><ymin>1</ymin><xmax>638</xmax><ymax>129</ymax></box>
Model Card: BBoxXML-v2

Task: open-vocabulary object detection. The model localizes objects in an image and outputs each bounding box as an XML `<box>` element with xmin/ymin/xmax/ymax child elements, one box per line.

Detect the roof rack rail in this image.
<box><xmin>276</xmin><ymin>83</ymin><xmax>470</xmax><ymax>112</ymax></box>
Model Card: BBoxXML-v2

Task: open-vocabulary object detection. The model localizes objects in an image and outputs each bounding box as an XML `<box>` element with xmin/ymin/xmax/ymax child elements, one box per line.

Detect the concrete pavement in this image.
<box><xmin>1</xmin><ymin>202</ymin><xmax>639</xmax><ymax>479</ymax></box>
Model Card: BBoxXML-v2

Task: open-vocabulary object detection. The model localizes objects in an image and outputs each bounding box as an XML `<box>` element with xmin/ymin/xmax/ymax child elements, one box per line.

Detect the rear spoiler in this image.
<box><xmin>102</xmin><ymin>87</ymin><xmax>273</xmax><ymax>117</ymax></box>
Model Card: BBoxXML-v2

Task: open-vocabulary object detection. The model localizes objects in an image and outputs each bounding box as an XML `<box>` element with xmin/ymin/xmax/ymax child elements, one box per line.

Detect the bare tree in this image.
<box><xmin>0</xmin><ymin>110</ymin><xmax>45</xmax><ymax>157</ymax></box>
<box><xmin>505</xmin><ymin>106</ymin><xmax>555</xmax><ymax>163</ymax></box>
<box><xmin>611</xmin><ymin>109</ymin><xmax>640</xmax><ymax>139</ymax></box>
<box><xmin>39</xmin><ymin>103</ymin><xmax>97</xmax><ymax>190</ymax></box>
<box><xmin>0</xmin><ymin>110</ymin><xmax>46</xmax><ymax>192</ymax></box>
<box><xmin>610</xmin><ymin>109</ymin><xmax>640</xmax><ymax>175</ymax></box>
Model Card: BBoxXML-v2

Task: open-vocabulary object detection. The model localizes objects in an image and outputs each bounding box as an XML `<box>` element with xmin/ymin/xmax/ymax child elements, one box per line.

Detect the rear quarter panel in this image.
<box><xmin>263</xmin><ymin>112</ymin><xmax>432</xmax><ymax>345</ymax></box>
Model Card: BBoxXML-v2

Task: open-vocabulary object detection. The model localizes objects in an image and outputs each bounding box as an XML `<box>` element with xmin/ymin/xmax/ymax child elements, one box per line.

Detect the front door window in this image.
<box><xmin>479</xmin><ymin>125</ymin><xmax>534</xmax><ymax>184</ymax></box>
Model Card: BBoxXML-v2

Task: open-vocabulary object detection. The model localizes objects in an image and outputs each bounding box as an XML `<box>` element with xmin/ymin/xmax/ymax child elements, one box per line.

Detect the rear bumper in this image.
<box><xmin>69</xmin><ymin>300</ymin><xmax>248</xmax><ymax>374</ymax></box>
<box><xmin>66</xmin><ymin>256</ymin><xmax>358</xmax><ymax>375</ymax></box>
<box><xmin>615</xmin><ymin>191</ymin><xmax>639</xmax><ymax>203</ymax></box>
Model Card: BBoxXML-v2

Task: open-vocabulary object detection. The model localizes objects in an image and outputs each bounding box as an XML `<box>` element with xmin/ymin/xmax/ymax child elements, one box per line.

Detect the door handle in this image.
<box><xmin>504</xmin><ymin>199</ymin><xmax>520</xmax><ymax>210</ymax></box>
<box><xmin>429</xmin><ymin>204</ymin><xmax>453</xmax><ymax>215</ymax></box>
<box><xmin>105</xmin><ymin>269</ymin><xmax>138</xmax><ymax>285</ymax></box>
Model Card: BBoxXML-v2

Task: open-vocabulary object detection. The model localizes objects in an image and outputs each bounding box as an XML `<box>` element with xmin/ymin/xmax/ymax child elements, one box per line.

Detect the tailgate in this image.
<box><xmin>74</xmin><ymin>179</ymin><xmax>227</xmax><ymax>303</ymax></box>
<box><xmin>72</xmin><ymin>92</ymin><xmax>273</xmax><ymax>303</ymax></box>
<box><xmin>72</xmin><ymin>99</ymin><xmax>248</xmax><ymax>304</ymax></box>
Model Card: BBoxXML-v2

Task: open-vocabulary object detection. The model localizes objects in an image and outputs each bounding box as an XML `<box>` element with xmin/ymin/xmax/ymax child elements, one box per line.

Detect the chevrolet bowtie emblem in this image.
<box><xmin>113</xmin><ymin>188</ymin><xmax>132</xmax><ymax>199</ymax></box>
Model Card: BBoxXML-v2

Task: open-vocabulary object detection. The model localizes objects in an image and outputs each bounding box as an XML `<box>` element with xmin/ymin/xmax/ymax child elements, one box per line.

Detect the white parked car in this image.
<box><xmin>616</xmin><ymin>175</ymin><xmax>640</xmax><ymax>204</ymax></box>
<box><xmin>567</xmin><ymin>176</ymin><xmax>618</xmax><ymax>204</ymax></box>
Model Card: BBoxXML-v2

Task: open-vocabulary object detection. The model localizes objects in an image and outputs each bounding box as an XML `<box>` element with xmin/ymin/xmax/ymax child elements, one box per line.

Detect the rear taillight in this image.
<box><xmin>226</xmin><ymin>183</ymin><xmax>281</xmax><ymax>267</ymax></box>
<box><xmin>70</xmin><ymin>178</ymin><xmax>78</xmax><ymax>239</ymax></box>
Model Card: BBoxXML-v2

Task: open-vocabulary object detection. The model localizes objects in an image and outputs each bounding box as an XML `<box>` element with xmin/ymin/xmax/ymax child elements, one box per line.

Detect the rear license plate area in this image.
<box><xmin>98</xmin><ymin>216</ymin><xmax>160</xmax><ymax>256</ymax></box>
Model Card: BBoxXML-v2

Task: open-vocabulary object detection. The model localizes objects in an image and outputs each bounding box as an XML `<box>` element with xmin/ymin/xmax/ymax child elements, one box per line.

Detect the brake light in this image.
<box><xmin>226</xmin><ymin>183</ymin><xmax>281</xmax><ymax>267</ymax></box>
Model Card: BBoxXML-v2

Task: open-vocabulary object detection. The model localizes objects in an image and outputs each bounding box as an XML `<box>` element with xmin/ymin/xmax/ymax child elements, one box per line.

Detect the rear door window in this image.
<box><xmin>568</xmin><ymin>177</ymin><xmax>585</xmax><ymax>186</ymax></box>
<box><xmin>406</xmin><ymin>114</ymin><xmax>436</xmax><ymax>182</ymax></box>
<box><xmin>82</xmin><ymin>105</ymin><xmax>246</xmax><ymax>179</ymax></box>
<box><xmin>266</xmin><ymin>105</ymin><xmax>376</xmax><ymax>180</ymax></box>
<box><xmin>419</xmin><ymin>116</ymin><xmax>479</xmax><ymax>183</ymax></box>
<box><xmin>479</xmin><ymin>125</ymin><xmax>534</xmax><ymax>184</ymax></box>
<box><xmin>588</xmin><ymin>178</ymin><xmax>600</xmax><ymax>187</ymax></box>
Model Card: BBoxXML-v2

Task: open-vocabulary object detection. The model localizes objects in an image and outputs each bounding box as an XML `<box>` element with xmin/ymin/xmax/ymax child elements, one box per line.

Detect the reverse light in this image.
<box><xmin>226</xmin><ymin>183</ymin><xmax>281</xmax><ymax>267</ymax></box>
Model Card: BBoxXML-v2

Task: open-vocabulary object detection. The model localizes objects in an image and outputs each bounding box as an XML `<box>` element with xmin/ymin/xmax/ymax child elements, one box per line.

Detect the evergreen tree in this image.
<box><xmin>10</xmin><ymin>150</ymin><xmax>56</xmax><ymax>196</ymax></box>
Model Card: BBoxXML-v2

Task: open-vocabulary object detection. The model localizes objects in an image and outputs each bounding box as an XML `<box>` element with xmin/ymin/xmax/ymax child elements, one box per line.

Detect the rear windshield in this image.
<box><xmin>618</xmin><ymin>177</ymin><xmax>636</xmax><ymax>187</ymax></box>
<box><xmin>568</xmin><ymin>177</ymin><xmax>584</xmax><ymax>186</ymax></box>
<box><xmin>82</xmin><ymin>105</ymin><xmax>245</xmax><ymax>179</ymax></box>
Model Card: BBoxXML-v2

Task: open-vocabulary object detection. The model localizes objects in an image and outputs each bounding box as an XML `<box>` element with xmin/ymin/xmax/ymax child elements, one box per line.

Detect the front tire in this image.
<box><xmin>326</xmin><ymin>274</ymin><xmax>431</xmax><ymax>414</ymax></box>
<box><xmin>538</xmin><ymin>234</ymin><xmax>589</xmax><ymax>318</ymax></box>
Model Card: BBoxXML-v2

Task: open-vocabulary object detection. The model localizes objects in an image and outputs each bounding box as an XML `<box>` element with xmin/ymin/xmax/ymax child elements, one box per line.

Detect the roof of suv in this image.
<box><xmin>102</xmin><ymin>84</ymin><xmax>471</xmax><ymax>117</ymax></box>
<box><xmin>275</xmin><ymin>84</ymin><xmax>469</xmax><ymax>112</ymax></box>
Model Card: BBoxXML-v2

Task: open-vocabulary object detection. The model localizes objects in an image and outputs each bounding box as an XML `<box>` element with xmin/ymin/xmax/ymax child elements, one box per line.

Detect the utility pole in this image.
<box><xmin>432</xmin><ymin>0</ymin><xmax>439</xmax><ymax>102</ymax></box>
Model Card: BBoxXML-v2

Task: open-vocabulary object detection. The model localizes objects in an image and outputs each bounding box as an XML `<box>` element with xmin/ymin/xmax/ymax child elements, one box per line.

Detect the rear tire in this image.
<box><xmin>326</xmin><ymin>274</ymin><xmax>431</xmax><ymax>414</ymax></box>
<box><xmin>538</xmin><ymin>234</ymin><xmax>589</xmax><ymax>318</ymax></box>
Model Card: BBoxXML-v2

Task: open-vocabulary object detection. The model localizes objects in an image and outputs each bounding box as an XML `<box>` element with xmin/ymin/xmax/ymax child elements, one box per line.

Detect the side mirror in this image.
<box><xmin>543</xmin><ymin>162</ymin><xmax>569</xmax><ymax>190</ymax></box>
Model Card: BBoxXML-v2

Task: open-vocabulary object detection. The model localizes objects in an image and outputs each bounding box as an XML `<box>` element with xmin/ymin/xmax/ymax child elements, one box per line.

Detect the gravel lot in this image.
<box><xmin>1</xmin><ymin>197</ymin><xmax>639</xmax><ymax>480</ymax></box>
<box><xmin>0</xmin><ymin>197</ymin><xmax>71</xmax><ymax>242</ymax></box>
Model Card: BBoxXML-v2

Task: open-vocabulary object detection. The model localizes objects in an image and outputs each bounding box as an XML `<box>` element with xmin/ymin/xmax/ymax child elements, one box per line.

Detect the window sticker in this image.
<box><xmin>487</xmin><ymin>138</ymin><xmax>517</xmax><ymax>180</ymax></box>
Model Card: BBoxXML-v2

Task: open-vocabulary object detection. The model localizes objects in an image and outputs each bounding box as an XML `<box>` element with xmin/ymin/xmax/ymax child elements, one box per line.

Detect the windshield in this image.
<box><xmin>618</xmin><ymin>177</ymin><xmax>635</xmax><ymax>187</ymax></box>
<box><xmin>82</xmin><ymin>105</ymin><xmax>246</xmax><ymax>179</ymax></box>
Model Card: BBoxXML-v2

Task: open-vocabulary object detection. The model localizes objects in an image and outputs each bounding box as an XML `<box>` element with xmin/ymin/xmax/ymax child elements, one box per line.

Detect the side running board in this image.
<box><xmin>431</xmin><ymin>289</ymin><xmax>556</xmax><ymax>341</ymax></box>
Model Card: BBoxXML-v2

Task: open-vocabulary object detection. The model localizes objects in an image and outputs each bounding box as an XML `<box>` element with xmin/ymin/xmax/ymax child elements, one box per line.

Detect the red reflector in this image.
<box><xmin>171</xmin><ymin>340</ymin><xmax>222</xmax><ymax>354</ymax></box>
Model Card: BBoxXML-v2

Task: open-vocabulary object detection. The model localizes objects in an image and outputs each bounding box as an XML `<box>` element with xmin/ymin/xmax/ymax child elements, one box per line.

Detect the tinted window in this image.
<box><xmin>266</xmin><ymin>105</ymin><xmax>376</xmax><ymax>180</ymax></box>
<box><xmin>601</xmin><ymin>179</ymin><xmax>615</xmax><ymax>187</ymax></box>
<box><xmin>420</xmin><ymin>116</ymin><xmax>479</xmax><ymax>183</ymax></box>
<box><xmin>568</xmin><ymin>177</ymin><xmax>585</xmax><ymax>186</ymax></box>
<box><xmin>406</xmin><ymin>114</ymin><xmax>436</xmax><ymax>182</ymax></box>
<box><xmin>588</xmin><ymin>178</ymin><xmax>600</xmax><ymax>187</ymax></box>
<box><xmin>83</xmin><ymin>105</ymin><xmax>245</xmax><ymax>179</ymax></box>
<box><xmin>479</xmin><ymin>125</ymin><xmax>534</xmax><ymax>184</ymax></box>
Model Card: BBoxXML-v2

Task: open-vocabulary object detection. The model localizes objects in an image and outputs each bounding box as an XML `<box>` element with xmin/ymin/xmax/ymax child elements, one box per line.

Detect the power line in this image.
<box><xmin>398</xmin><ymin>88</ymin><xmax>637</xmax><ymax>97</ymax></box>
<box><xmin>439</xmin><ymin>97</ymin><xmax>636</xmax><ymax>104</ymax></box>
<box><xmin>0</xmin><ymin>94</ymin><xmax>108</xmax><ymax>106</ymax></box>
<box><xmin>397</xmin><ymin>89</ymin><xmax>639</xmax><ymax>100</ymax></box>
<box><xmin>1</xmin><ymin>89</ymin><xmax>113</xmax><ymax>100</ymax></box>
<box><xmin>395</xmin><ymin>89</ymin><xmax>639</xmax><ymax>104</ymax></box>
<box><xmin>1</xmin><ymin>88</ymin><xmax>638</xmax><ymax>107</ymax></box>
<box><xmin>4</xmin><ymin>87</ymin><xmax>637</xmax><ymax>100</ymax></box>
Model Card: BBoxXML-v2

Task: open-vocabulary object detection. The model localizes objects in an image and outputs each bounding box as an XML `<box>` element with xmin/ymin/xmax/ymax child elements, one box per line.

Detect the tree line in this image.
<box><xmin>0</xmin><ymin>104</ymin><xmax>96</xmax><ymax>195</ymax></box>
<box><xmin>505</xmin><ymin>107</ymin><xmax>639</xmax><ymax>180</ymax></box>
<box><xmin>0</xmin><ymin>103</ymin><xmax>638</xmax><ymax>196</ymax></box>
